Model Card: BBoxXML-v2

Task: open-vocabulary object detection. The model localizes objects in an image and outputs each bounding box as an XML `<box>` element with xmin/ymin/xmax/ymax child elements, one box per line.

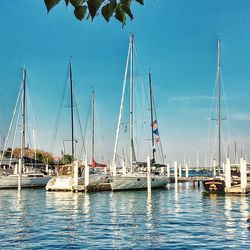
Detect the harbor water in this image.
<box><xmin>0</xmin><ymin>183</ymin><xmax>249</xmax><ymax>249</ymax></box>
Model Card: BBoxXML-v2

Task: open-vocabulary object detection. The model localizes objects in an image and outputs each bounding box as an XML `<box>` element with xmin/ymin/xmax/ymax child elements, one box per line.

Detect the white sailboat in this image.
<box><xmin>110</xmin><ymin>34</ymin><xmax>168</xmax><ymax>191</ymax></box>
<box><xmin>46</xmin><ymin>65</ymin><xmax>108</xmax><ymax>191</ymax></box>
<box><xmin>0</xmin><ymin>67</ymin><xmax>51</xmax><ymax>189</ymax></box>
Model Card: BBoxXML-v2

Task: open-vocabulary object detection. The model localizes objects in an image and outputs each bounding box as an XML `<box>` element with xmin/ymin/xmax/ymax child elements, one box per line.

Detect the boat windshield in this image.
<box><xmin>58</xmin><ymin>165</ymin><xmax>73</xmax><ymax>176</ymax></box>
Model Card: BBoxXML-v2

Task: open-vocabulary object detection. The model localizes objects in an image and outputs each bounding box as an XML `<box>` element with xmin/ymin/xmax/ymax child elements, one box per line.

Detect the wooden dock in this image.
<box><xmin>225</xmin><ymin>184</ymin><xmax>250</xmax><ymax>195</ymax></box>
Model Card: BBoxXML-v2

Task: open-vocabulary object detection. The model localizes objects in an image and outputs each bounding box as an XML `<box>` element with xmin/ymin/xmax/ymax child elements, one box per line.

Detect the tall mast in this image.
<box><xmin>91</xmin><ymin>89</ymin><xmax>95</xmax><ymax>166</ymax></box>
<box><xmin>217</xmin><ymin>35</ymin><xmax>221</xmax><ymax>175</ymax></box>
<box><xmin>69</xmin><ymin>63</ymin><xmax>74</xmax><ymax>160</ymax></box>
<box><xmin>149</xmin><ymin>72</ymin><xmax>155</xmax><ymax>163</ymax></box>
<box><xmin>21</xmin><ymin>67</ymin><xmax>26</xmax><ymax>163</ymax></box>
<box><xmin>130</xmin><ymin>34</ymin><xmax>136</xmax><ymax>173</ymax></box>
<box><xmin>18</xmin><ymin>67</ymin><xmax>26</xmax><ymax>191</ymax></box>
<box><xmin>111</xmin><ymin>36</ymin><xmax>132</xmax><ymax>171</ymax></box>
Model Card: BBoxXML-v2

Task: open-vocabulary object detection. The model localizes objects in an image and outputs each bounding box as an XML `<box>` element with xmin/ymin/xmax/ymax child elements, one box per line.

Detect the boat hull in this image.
<box><xmin>110</xmin><ymin>174</ymin><xmax>168</xmax><ymax>191</ymax></box>
<box><xmin>46</xmin><ymin>173</ymin><xmax>109</xmax><ymax>191</ymax></box>
<box><xmin>0</xmin><ymin>175</ymin><xmax>51</xmax><ymax>189</ymax></box>
<box><xmin>202</xmin><ymin>178</ymin><xmax>225</xmax><ymax>194</ymax></box>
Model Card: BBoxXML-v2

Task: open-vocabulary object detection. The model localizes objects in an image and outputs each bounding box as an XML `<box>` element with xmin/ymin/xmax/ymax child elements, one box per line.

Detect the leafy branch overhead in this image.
<box><xmin>44</xmin><ymin>0</ymin><xmax>144</xmax><ymax>26</ymax></box>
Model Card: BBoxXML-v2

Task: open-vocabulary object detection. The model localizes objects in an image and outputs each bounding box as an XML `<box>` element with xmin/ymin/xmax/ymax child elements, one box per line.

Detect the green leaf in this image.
<box><xmin>87</xmin><ymin>0</ymin><xmax>103</xmax><ymax>20</ymax></box>
<box><xmin>44</xmin><ymin>0</ymin><xmax>61</xmax><ymax>12</ymax></box>
<box><xmin>115</xmin><ymin>4</ymin><xmax>126</xmax><ymax>26</ymax></box>
<box><xmin>74</xmin><ymin>5</ymin><xmax>87</xmax><ymax>20</ymax></box>
<box><xmin>101</xmin><ymin>0</ymin><xmax>117</xmax><ymax>22</ymax></box>
<box><xmin>65</xmin><ymin>0</ymin><xmax>70</xmax><ymax>6</ymax></box>
<box><xmin>122</xmin><ymin>5</ymin><xmax>133</xmax><ymax>20</ymax></box>
<box><xmin>121</xmin><ymin>0</ymin><xmax>133</xmax><ymax>20</ymax></box>
<box><xmin>70</xmin><ymin>0</ymin><xmax>85</xmax><ymax>7</ymax></box>
<box><xmin>135</xmin><ymin>0</ymin><xmax>144</xmax><ymax>5</ymax></box>
<box><xmin>121</xmin><ymin>0</ymin><xmax>131</xmax><ymax>7</ymax></box>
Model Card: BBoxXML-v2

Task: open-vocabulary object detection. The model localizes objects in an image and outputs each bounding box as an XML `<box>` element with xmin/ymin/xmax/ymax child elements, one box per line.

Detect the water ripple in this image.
<box><xmin>0</xmin><ymin>184</ymin><xmax>250</xmax><ymax>249</ymax></box>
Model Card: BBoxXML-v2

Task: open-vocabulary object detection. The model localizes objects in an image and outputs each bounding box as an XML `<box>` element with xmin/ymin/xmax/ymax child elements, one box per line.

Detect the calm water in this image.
<box><xmin>0</xmin><ymin>183</ymin><xmax>249</xmax><ymax>249</ymax></box>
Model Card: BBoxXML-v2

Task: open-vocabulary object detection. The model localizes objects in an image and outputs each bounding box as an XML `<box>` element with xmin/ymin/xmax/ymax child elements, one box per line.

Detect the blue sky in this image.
<box><xmin>0</xmin><ymin>0</ymin><xmax>250</xmax><ymax>165</ymax></box>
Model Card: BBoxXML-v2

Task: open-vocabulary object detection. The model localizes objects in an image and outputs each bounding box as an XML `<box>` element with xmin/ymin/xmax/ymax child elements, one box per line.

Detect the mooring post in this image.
<box><xmin>18</xmin><ymin>158</ymin><xmax>22</xmax><ymax>191</ymax></box>
<box><xmin>240</xmin><ymin>158</ymin><xmax>247</xmax><ymax>190</ymax></box>
<box><xmin>147</xmin><ymin>156</ymin><xmax>151</xmax><ymax>194</ymax></box>
<box><xmin>185</xmin><ymin>163</ymin><xmax>189</xmax><ymax>178</ymax></box>
<box><xmin>174</xmin><ymin>161</ymin><xmax>178</xmax><ymax>183</ymax></box>
<box><xmin>85</xmin><ymin>156</ymin><xmax>89</xmax><ymax>192</ymax></box>
<box><xmin>225</xmin><ymin>158</ymin><xmax>231</xmax><ymax>189</ymax></box>
<box><xmin>192</xmin><ymin>180</ymin><xmax>195</xmax><ymax>188</ymax></box>
<box><xmin>179</xmin><ymin>163</ymin><xmax>182</xmax><ymax>178</ymax></box>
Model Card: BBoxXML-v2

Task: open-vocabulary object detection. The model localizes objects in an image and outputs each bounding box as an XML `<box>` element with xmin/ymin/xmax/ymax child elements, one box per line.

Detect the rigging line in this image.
<box><xmin>0</xmin><ymin>80</ymin><xmax>23</xmax><ymax>164</ymax></box>
<box><xmin>9</xmin><ymin>100</ymin><xmax>22</xmax><ymax>167</ymax></box>
<box><xmin>25</xmin><ymin>80</ymin><xmax>34</xmax><ymax>152</ymax></box>
<box><xmin>152</xmin><ymin>96</ymin><xmax>165</xmax><ymax>163</ymax></box>
<box><xmin>133</xmin><ymin>46</ymin><xmax>150</xmax><ymax>160</ymax></box>
<box><xmin>95</xmin><ymin>99</ymin><xmax>109</xmax><ymax>164</ymax></box>
<box><xmin>26</xmin><ymin>76</ymin><xmax>42</xmax><ymax>151</ymax></box>
<box><xmin>207</xmin><ymin>72</ymin><xmax>218</xmax><ymax>168</ymax></box>
<box><xmin>134</xmin><ymin>78</ymin><xmax>145</xmax><ymax>159</ymax></box>
<box><xmin>79</xmin><ymin>96</ymin><xmax>91</xmax><ymax>160</ymax></box>
<box><xmin>220</xmin><ymin>69</ymin><xmax>231</xmax><ymax>145</ymax></box>
<box><xmin>73</xmin><ymin>84</ymin><xmax>86</xmax><ymax>159</ymax></box>
<box><xmin>50</xmin><ymin>66</ymin><xmax>69</xmax><ymax>153</ymax></box>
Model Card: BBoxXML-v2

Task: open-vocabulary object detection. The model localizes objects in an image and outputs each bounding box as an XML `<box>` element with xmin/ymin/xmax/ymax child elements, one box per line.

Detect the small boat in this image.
<box><xmin>202</xmin><ymin>35</ymin><xmax>225</xmax><ymax>194</ymax></box>
<box><xmin>110</xmin><ymin>34</ymin><xmax>168</xmax><ymax>191</ymax></box>
<box><xmin>46</xmin><ymin>163</ymin><xmax>108</xmax><ymax>191</ymax></box>
<box><xmin>0</xmin><ymin>173</ymin><xmax>51</xmax><ymax>189</ymax></box>
<box><xmin>202</xmin><ymin>176</ymin><xmax>225</xmax><ymax>194</ymax></box>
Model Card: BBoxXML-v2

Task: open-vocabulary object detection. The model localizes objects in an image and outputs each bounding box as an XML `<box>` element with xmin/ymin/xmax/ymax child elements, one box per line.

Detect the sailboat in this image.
<box><xmin>46</xmin><ymin>66</ymin><xmax>108</xmax><ymax>191</ymax></box>
<box><xmin>88</xmin><ymin>89</ymin><xmax>109</xmax><ymax>182</ymax></box>
<box><xmin>202</xmin><ymin>35</ymin><xmax>225</xmax><ymax>194</ymax></box>
<box><xmin>0</xmin><ymin>67</ymin><xmax>51</xmax><ymax>189</ymax></box>
<box><xmin>109</xmin><ymin>34</ymin><xmax>168</xmax><ymax>191</ymax></box>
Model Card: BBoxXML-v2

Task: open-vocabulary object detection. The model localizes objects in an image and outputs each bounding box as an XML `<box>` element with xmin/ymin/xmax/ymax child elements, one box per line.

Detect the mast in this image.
<box><xmin>18</xmin><ymin>67</ymin><xmax>26</xmax><ymax>191</ymax></box>
<box><xmin>21</xmin><ymin>68</ymin><xmax>26</xmax><ymax>162</ymax></box>
<box><xmin>149</xmin><ymin>72</ymin><xmax>155</xmax><ymax>163</ymax></box>
<box><xmin>91</xmin><ymin>89</ymin><xmax>95</xmax><ymax>167</ymax></box>
<box><xmin>69</xmin><ymin>63</ymin><xmax>74</xmax><ymax>160</ymax></box>
<box><xmin>217</xmin><ymin>35</ymin><xmax>221</xmax><ymax>175</ymax></box>
<box><xmin>130</xmin><ymin>34</ymin><xmax>136</xmax><ymax>173</ymax></box>
<box><xmin>111</xmin><ymin>36</ymin><xmax>132</xmax><ymax>171</ymax></box>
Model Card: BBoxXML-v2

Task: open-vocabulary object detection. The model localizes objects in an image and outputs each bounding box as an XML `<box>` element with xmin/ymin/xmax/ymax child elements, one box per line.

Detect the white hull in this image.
<box><xmin>0</xmin><ymin>174</ymin><xmax>51</xmax><ymax>189</ymax></box>
<box><xmin>46</xmin><ymin>173</ymin><xmax>109</xmax><ymax>191</ymax></box>
<box><xmin>110</xmin><ymin>174</ymin><xmax>168</xmax><ymax>191</ymax></box>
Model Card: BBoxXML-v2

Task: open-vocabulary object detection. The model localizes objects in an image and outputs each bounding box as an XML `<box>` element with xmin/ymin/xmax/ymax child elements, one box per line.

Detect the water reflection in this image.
<box><xmin>0</xmin><ymin>187</ymin><xmax>250</xmax><ymax>249</ymax></box>
<box><xmin>146</xmin><ymin>194</ymin><xmax>152</xmax><ymax>227</ymax></box>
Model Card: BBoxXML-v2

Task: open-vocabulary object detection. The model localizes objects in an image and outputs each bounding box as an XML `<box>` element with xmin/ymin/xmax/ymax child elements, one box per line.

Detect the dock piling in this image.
<box><xmin>147</xmin><ymin>156</ymin><xmax>151</xmax><ymax>194</ymax></box>
<box><xmin>240</xmin><ymin>158</ymin><xmax>247</xmax><ymax>189</ymax></box>
<box><xmin>174</xmin><ymin>161</ymin><xmax>178</xmax><ymax>183</ymax></box>
<box><xmin>225</xmin><ymin>158</ymin><xmax>231</xmax><ymax>189</ymax></box>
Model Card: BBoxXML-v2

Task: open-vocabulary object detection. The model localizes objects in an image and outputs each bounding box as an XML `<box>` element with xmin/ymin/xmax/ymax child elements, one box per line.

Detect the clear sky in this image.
<box><xmin>0</xmin><ymin>0</ymin><xmax>250</xmax><ymax>166</ymax></box>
